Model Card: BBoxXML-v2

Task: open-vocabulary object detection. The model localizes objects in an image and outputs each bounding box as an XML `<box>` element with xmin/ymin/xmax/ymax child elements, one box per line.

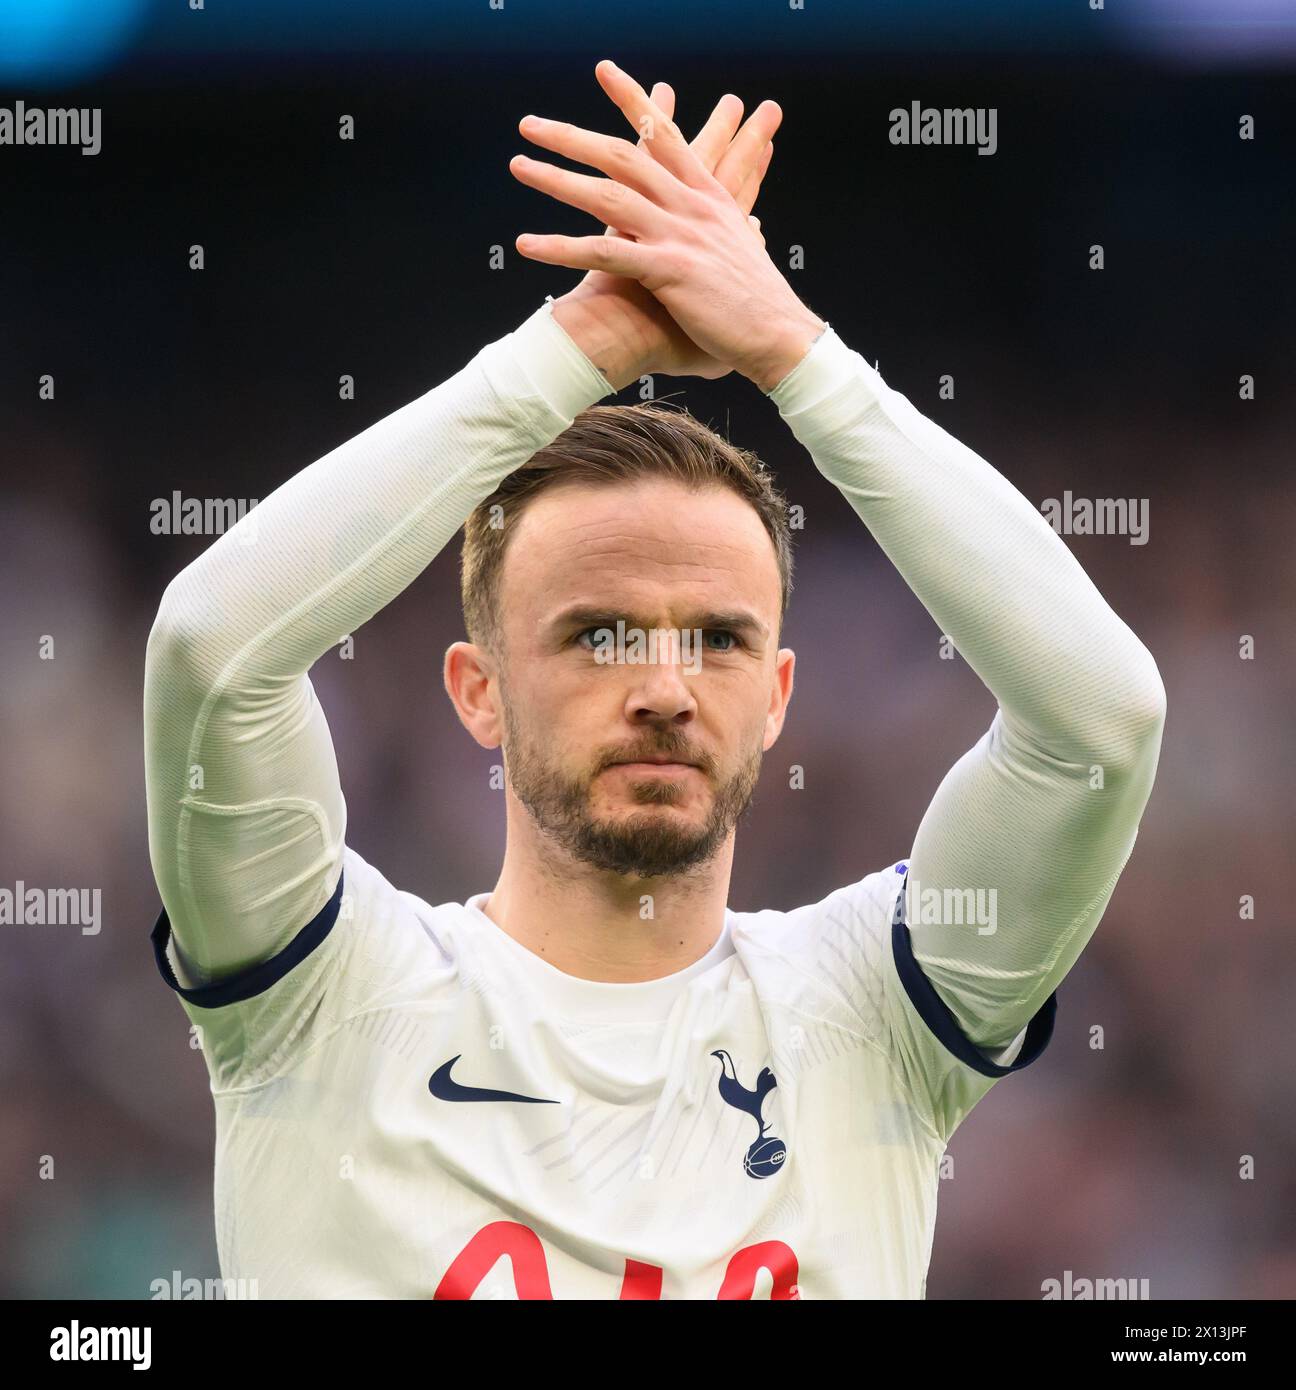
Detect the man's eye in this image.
<box><xmin>575</xmin><ymin>627</ymin><xmax>615</xmax><ymax>652</ymax></box>
<box><xmin>572</xmin><ymin>627</ymin><xmax>739</xmax><ymax>655</ymax></box>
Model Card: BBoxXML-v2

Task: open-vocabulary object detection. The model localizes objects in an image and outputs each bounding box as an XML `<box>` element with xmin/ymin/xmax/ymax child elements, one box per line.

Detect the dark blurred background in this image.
<box><xmin>1</xmin><ymin>0</ymin><xmax>1293</xmax><ymax>1299</ymax></box>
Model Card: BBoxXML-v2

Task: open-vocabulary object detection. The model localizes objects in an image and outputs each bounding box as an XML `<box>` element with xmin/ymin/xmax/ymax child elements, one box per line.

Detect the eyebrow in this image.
<box><xmin>547</xmin><ymin>605</ymin><xmax>770</xmax><ymax>642</ymax></box>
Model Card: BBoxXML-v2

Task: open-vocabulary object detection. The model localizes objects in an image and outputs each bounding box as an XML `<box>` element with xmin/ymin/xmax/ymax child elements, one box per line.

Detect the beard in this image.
<box><xmin>502</xmin><ymin>704</ymin><xmax>762</xmax><ymax>879</ymax></box>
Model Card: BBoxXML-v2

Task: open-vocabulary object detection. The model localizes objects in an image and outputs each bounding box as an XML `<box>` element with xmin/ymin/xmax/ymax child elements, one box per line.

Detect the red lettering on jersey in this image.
<box><xmin>433</xmin><ymin>1220</ymin><xmax>554</xmax><ymax>1300</ymax></box>
<box><xmin>716</xmin><ymin>1241</ymin><xmax>800</xmax><ymax>1300</ymax></box>
<box><xmin>618</xmin><ymin>1259</ymin><xmax>664</xmax><ymax>1299</ymax></box>
<box><xmin>438</xmin><ymin>1225</ymin><xmax>800</xmax><ymax>1299</ymax></box>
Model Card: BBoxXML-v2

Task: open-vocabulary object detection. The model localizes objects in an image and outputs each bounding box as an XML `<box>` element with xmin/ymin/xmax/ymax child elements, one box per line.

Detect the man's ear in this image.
<box><xmin>443</xmin><ymin>641</ymin><xmax>503</xmax><ymax>750</ymax></box>
<box><xmin>762</xmin><ymin>646</ymin><xmax>795</xmax><ymax>751</ymax></box>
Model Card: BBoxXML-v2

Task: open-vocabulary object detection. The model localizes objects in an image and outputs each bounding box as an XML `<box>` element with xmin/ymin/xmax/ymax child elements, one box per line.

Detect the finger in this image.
<box><xmin>594</xmin><ymin>58</ymin><xmax>714</xmax><ymax>191</ymax></box>
<box><xmin>713</xmin><ymin>100</ymin><xmax>782</xmax><ymax>204</ymax></box>
<box><xmin>689</xmin><ymin>93</ymin><xmax>744</xmax><ymax>175</ymax></box>
<box><xmin>647</xmin><ymin>81</ymin><xmax>676</xmax><ymax>129</ymax></box>
<box><xmin>509</xmin><ymin>151</ymin><xmax>669</xmax><ymax>238</ymax></box>
<box><xmin>747</xmin><ymin>214</ymin><xmax>765</xmax><ymax>247</ymax></box>
<box><xmin>735</xmin><ymin>140</ymin><xmax>773</xmax><ymax>216</ymax></box>
<box><xmin>600</xmin><ymin>79</ymin><xmax>676</xmax><ymax>239</ymax></box>
<box><xmin>515</xmin><ymin>230</ymin><xmax>650</xmax><ymax>278</ymax></box>
<box><xmin>517</xmin><ymin>115</ymin><xmax>685</xmax><ymax>212</ymax></box>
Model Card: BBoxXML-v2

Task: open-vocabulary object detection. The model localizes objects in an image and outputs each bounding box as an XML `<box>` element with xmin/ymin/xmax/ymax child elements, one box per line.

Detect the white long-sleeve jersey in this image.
<box><xmin>143</xmin><ymin>297</ymin><xmax>1165</xmax><ymax>1299</ymax></box>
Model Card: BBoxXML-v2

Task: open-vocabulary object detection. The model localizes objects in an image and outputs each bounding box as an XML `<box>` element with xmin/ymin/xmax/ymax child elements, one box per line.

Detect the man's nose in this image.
<box><xmin>623</xmin><ymin>650</ymin><xmax>698</xmax><ymax>724</ymax></box>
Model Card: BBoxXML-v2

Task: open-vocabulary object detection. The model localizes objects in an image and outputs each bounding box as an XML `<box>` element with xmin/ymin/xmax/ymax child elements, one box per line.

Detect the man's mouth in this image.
<box><xmin>607</xmin><ymin>756</ymin><xmax>700</xmax><ymax>773</ymax></box>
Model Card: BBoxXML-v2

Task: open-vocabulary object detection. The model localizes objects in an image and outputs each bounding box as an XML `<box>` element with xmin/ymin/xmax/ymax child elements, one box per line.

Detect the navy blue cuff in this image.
<box><xmin>889</xmin><ymin>873</ymin><xmax>1056</xmax><ymax>1079</ymax></box>
<box><xmin>150</xmin><ymin>872</ymin><xmax>345</xmax><ymax>1009</ymax></box>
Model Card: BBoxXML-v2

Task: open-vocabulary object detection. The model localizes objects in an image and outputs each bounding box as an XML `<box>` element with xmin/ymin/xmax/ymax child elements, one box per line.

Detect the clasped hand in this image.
<box><xmin>510</xmin><ymin>59</ymin><xmax>825</xmax><ymax>393</ymax></box>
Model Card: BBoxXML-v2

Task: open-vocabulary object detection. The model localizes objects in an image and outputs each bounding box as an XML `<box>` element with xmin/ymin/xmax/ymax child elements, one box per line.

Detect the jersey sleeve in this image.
<box><xmin>802</xmin><ymin>867</ymin><xmax>1054</xmax><ymax>1145</ymax></box>
<box><xmin>149</xmin><ymin>843</ymin><xmax>468</xmax><ymax>1091</ymax></box>
<box><xmin>882</xmin><ymin>865</ymin><xmax>1056</xmax><ymax>1143</ymax></box>
<box><xmin>766</xmin><ymin>324</ymin><xmax>1165</xmax><ymax>1130</ymax></box>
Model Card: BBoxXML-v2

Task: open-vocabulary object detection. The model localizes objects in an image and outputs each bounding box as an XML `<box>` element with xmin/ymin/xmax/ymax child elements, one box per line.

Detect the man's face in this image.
<box><xmin>491</xmin><ymin>476</ymin><xmax>794</xmax><ymax>879</ymax></box>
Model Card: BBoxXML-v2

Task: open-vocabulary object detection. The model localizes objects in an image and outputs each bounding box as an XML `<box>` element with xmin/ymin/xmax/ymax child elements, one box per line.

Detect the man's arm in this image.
<box><xmin>768</xmin><ymin>326</ymin><xmax>1166</xmax><ymax>1054</ymax></box>
<box><xmin>144</xmin><ymin>300</ymin><xmax>613</xmax><ymax>986</ymax></box>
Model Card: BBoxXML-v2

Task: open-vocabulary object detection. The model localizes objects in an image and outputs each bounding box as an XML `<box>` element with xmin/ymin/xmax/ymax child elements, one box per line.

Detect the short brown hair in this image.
<box><xmin>460</xmin><ymin>402</ymin><xmax>795</xmax><ymax>652</ymax></box>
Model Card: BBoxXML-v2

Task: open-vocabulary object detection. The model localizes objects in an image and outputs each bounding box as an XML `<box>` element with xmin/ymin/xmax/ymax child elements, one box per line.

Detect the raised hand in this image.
<box><xmin>552</xmin><ymin>81</ymin><xmax>773</xmax><ymax>385</ymax></box>
<box><xmin>511</xmin><ymin>60</ymin><xmax>825</xmax><ymax>393</ymax></box>
<box><xmin>536</xmin><ymin>76</ymin><xmax>775</xmax><ymax>387</ymax></box>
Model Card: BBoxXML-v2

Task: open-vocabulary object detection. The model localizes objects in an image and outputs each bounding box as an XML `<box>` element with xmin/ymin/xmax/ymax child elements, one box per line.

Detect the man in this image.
<box><xmin>144</xmin><ymin>61</ymin><xmax>1165</xmax><ymax>1299</ymax></box>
